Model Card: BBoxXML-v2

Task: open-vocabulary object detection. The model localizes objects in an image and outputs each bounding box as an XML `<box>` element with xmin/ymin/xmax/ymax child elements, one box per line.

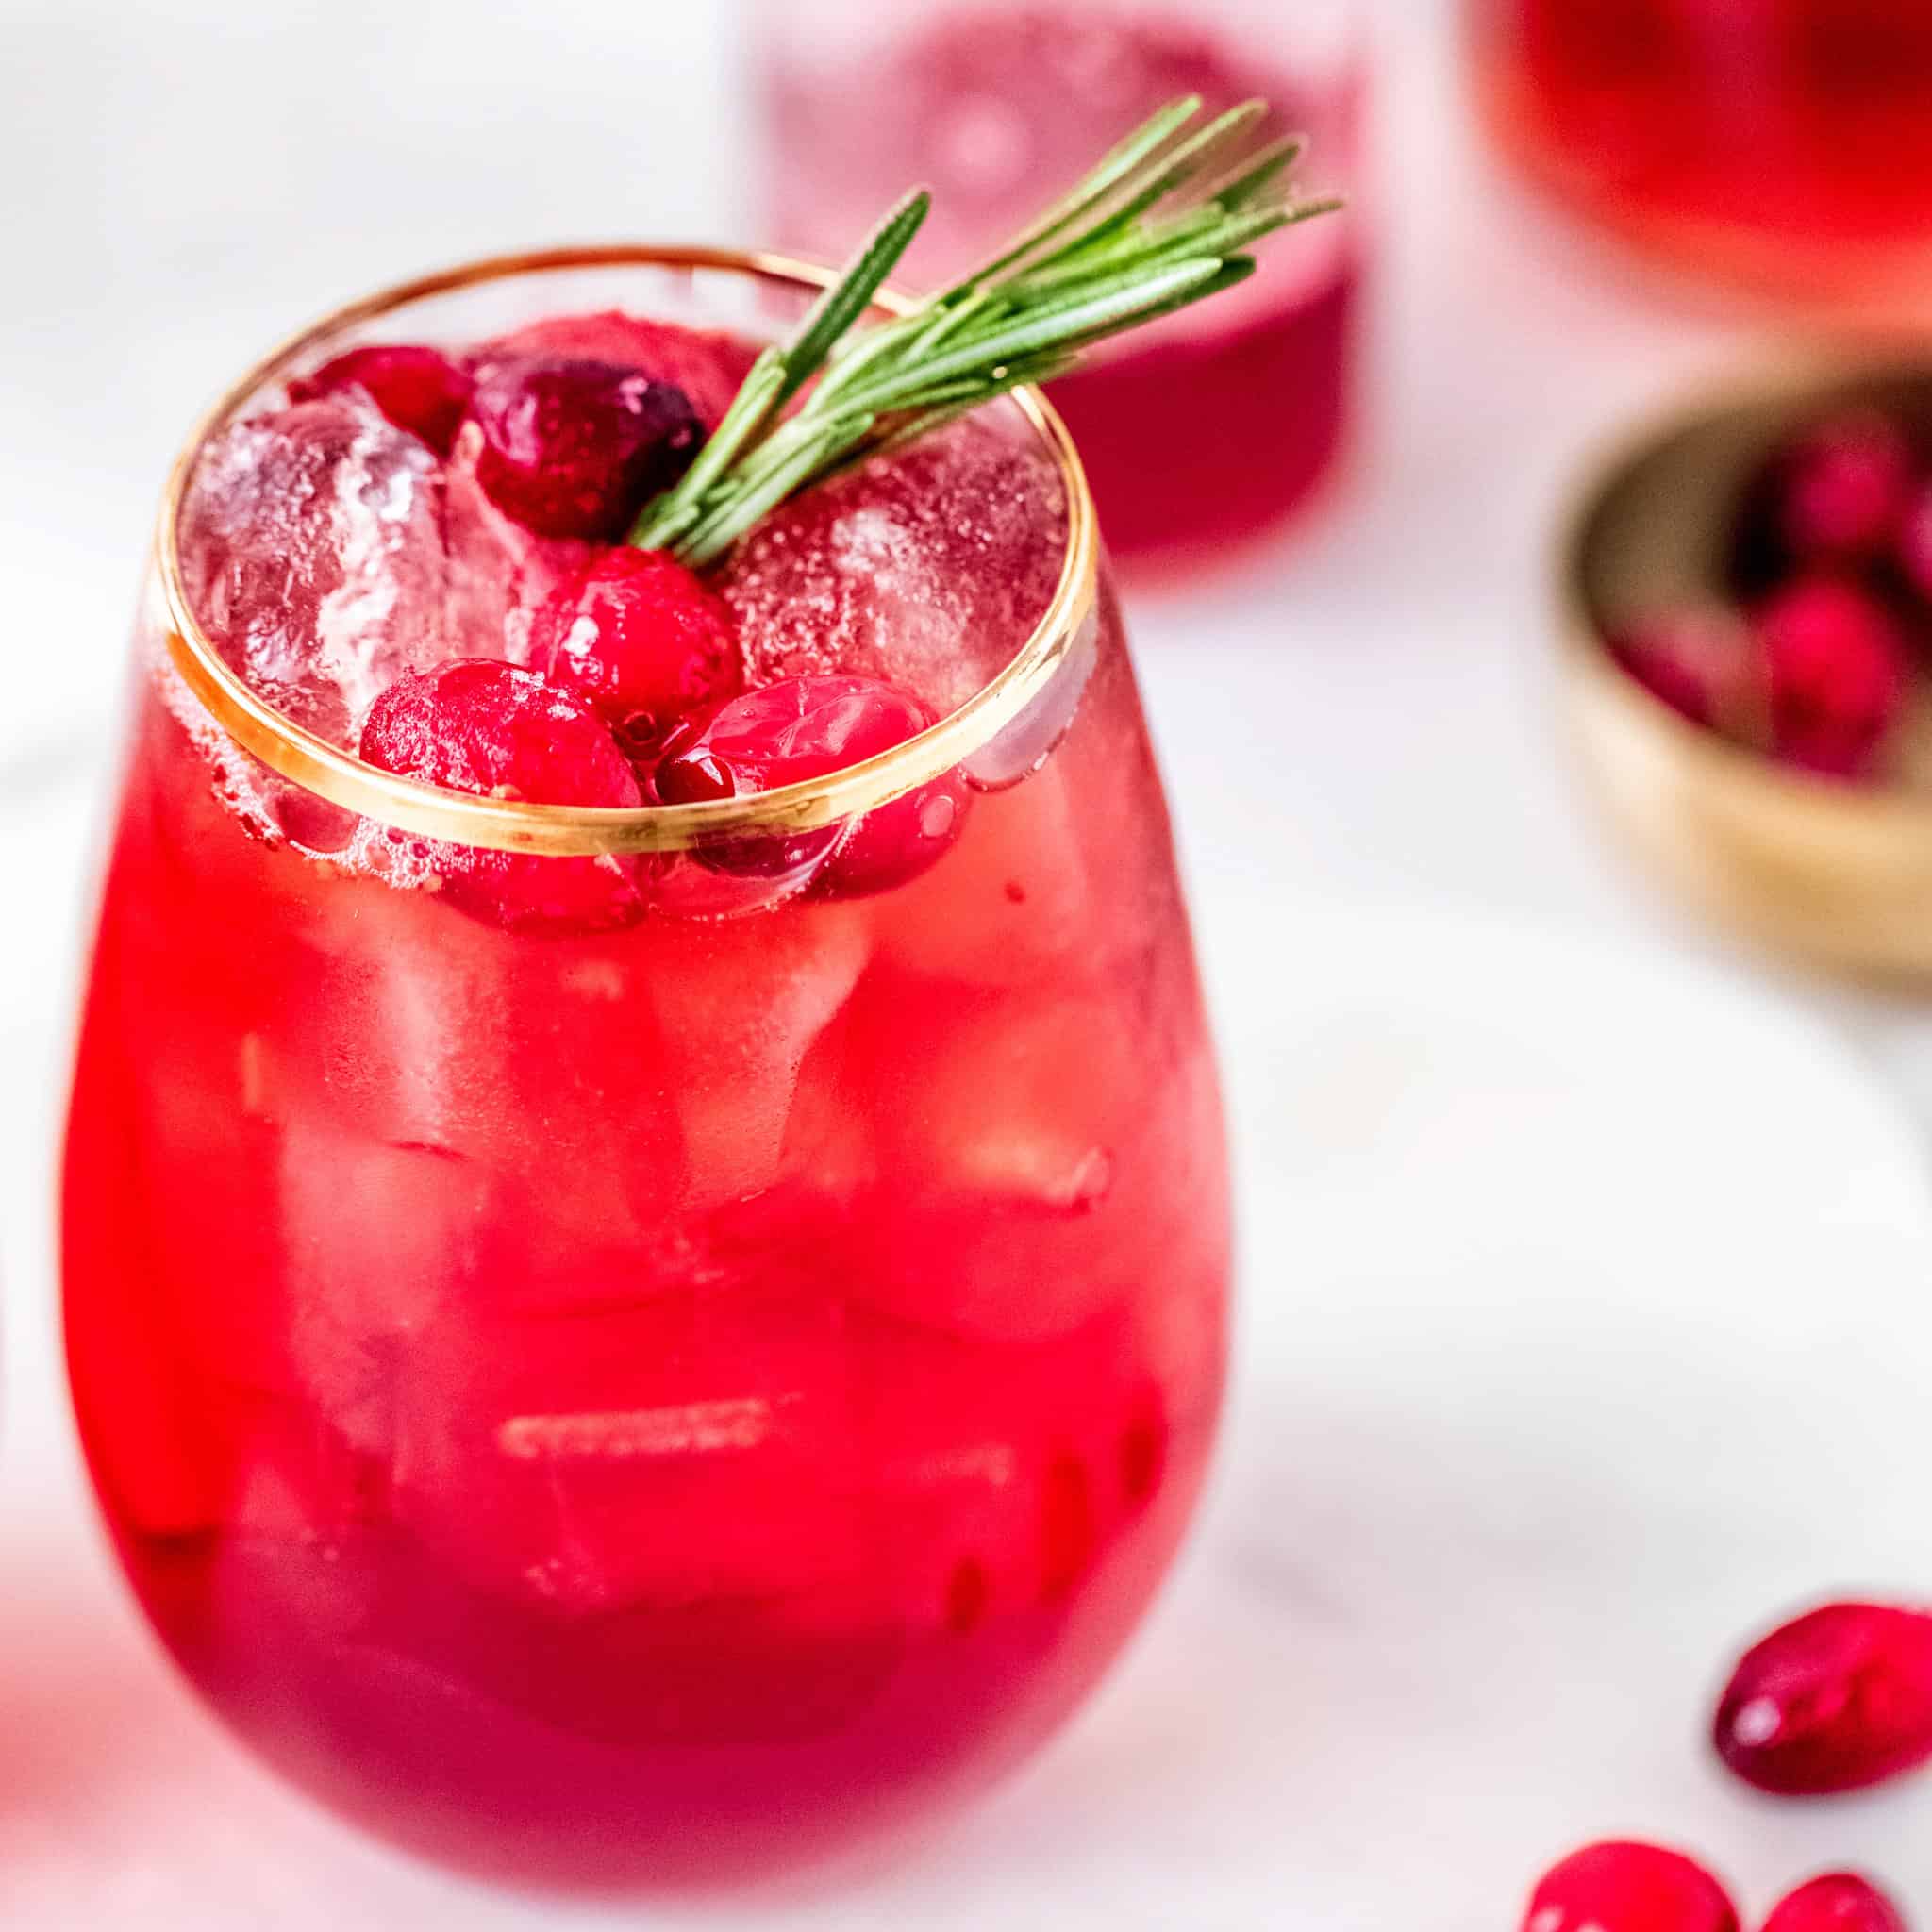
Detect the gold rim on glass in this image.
<box><xmin>156</xmin><ymin>244</ymin><xmax>1100</xmax><ymax>858</ymax></box>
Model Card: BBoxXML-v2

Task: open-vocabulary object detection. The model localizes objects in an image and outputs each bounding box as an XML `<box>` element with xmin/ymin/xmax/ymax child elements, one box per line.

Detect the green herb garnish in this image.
<box><xmin>632</xmin><ymin>95</ymin><xmax>1340</xmax><ymax>566</ymax></box>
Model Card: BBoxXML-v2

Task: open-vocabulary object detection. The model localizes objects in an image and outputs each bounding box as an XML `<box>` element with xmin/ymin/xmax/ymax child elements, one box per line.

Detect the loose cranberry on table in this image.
<box><xmin>289</xmin><ymin>344</ymin><xmax>475</xmax><ymax>456</ymax></box>
<box><xmin>527</xmin><ymin>547</ymin><xmax>742</xmax><ymax>754</ymax></box>
<box><xmin>655</xmin><ymin>672</ymin><xmax>970</xmax><ymax>893</ymax></box>
<box><xmin>1756</xmin><ymin>577</ymin><xmax>1909</xmax><ymax>780</ymax></box>
<box><xmin>1715</xmin><ymin>1601</ymin><xmax>1932</xmax><ymax>1797</ymax></box>
<box><xmin>360</xmin><ymin>658</ymin><xmax>644</xmax><ymax>933</ymax></box>
<box><xmin>467</xmin><ymin>356</ymin><xmax>703</xmax><ymax>540</ymax></box>
<box><xmin>1522</xmin><ymin>1840</ymin><xmax>1740</xmax><ymax>1932</ymax></box>
<box><xmin>1762</xmin><ymin>1874</ymin><xmax>1910</xmax><ymax>1932</ymax></box>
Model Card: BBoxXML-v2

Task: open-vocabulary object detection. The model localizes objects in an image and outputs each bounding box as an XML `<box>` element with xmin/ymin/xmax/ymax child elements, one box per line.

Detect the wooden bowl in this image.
<box><xmin>1561</xmin><ymin>360</ymin><xmax>1932</xmax><ymax>986</ymax></box>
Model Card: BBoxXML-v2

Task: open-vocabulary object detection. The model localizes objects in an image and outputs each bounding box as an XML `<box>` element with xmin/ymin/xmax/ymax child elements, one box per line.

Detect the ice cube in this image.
<box><xmin>279</xmin><ymin>1124</ymin><xmax>492</xmax><ymax>1459</ymax></box>
<box><xmin>392</xmin><ymin>1275</ymin><xmax>861</xmax><ymax>1617</ymax></box>
<box><xmin>858</xmin><ymin>1311</ymin><xmax>1130</xmax><ymax>1625</ymax></box>
<box><xmin>220</xmin><ymin>1397</ymin><xmax>394</xmax><ymax>1550</ymax></box>
<box><xmin>643</xmin><ymin>899</ymin><xmax>873</xmax><ymax>1209</ymax></box>
<box><xmin>873</xmin><ymin>755</ymin><xmax>1097</xmax><ymax>991</ymax></box>
<box><xmin>439</xmin><ymin>450</ymin><xmax>591</xmax><ymax>666</ymax></box>
<box><xmin>179</xmin><ymin>395</ymin><xmax>456</xmax><ymax>746</ymax></box>
<box><xmin>716</xmin><ymin>412</ymin><xmax>1067</xmax><ymax>718</ymax></box>
<box><xmin>881</xmin><ymin>601</ymin><xmax>1178</xmax><ymax>992</ymax></box>
<box><xmin>908</xmin><ymin>998</ymin><xmax>1129</xmax><ymax>1208</ymax></box>
<box><xmin>845</xmin><ymin>994</ymin><xmax>1164</xmax><ymax>1341</ymax></box>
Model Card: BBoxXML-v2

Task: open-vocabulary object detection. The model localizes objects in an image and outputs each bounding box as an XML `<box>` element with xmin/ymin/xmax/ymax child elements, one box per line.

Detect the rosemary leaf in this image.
<box><xmin>630</xmin><ymin>94</ymin><xmax>1341</xmax><ymax>565</ymax></box>
<box><xmin>776</xmin><ymin>189</ymin><xmax>931</xmax><ymax>404</ymax></box>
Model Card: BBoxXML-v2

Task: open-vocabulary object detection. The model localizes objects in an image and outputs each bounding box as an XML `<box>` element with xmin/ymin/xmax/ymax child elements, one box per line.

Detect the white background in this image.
<box><xmin>5</xmin><ymin>1</ymin><xmax>1932</xmax><ymax>1925</ymax></box>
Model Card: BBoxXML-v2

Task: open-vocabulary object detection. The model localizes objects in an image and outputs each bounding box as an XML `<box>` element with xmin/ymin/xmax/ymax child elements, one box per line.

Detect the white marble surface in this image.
<box><xmin>6</xmin><ymin>0</ymin><xmax>1932</xmax><ymax>1925</ymax></box>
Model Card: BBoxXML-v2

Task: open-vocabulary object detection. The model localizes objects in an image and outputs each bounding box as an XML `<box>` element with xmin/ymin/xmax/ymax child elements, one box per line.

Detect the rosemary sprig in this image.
<box><xmin>632</xmin><ymin>95</ymin><xmax>1341</xmax><ymax>567</ymax></box>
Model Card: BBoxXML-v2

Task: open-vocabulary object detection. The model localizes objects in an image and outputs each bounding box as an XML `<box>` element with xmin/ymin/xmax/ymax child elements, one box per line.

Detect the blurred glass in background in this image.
<box><xmin>0</xmin><ymin>0</ymin><xmax>744</xmax><ymax>775</ymax></box>
<box><xmin>1464</xmin><ymin>0</ymin><xmax>1932</xmax><ymax>324</ymax></box>
<box><xmin>752</xmin><ymin>0</ymin><xmax>1367</xmax><ymax>581</ymax></box>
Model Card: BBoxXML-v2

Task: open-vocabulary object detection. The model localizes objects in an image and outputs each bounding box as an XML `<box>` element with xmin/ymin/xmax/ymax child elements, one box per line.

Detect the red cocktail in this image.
<box><xmin>758</xmin><ymin>3</ymin><xmax>1365</xmax><ymax>577</ymax></box>
<box><xmin>61</xmin><ymin>250</ymin><xmax>1230</xmax><ymax>1892</ymax></box>
<box><xmin>1467</xmin><ymin>0</ymin><xmax>1932</xmax><ymax>320</ymax></box>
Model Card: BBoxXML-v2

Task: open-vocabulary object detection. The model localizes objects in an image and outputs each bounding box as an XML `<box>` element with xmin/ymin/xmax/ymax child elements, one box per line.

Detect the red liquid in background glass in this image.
<box><xmin>61</xmin><ymin>308</ymin><xmax>1230</xmax><ymax>1891</ymax></box>
<box><xmin>1467</xmin><ymin>0</ymin><xmax>1932</xmax><ymax>317</ymax></box>
<box><xmin>762</xmin><ymin>6</ymin><xmax>1363</xmax><ymax>578</ymax></box>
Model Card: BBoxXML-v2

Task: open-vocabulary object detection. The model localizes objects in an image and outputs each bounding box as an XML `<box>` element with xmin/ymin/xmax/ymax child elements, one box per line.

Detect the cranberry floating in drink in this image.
<box><xmin>62</xmin><ymin>106</ymin><xmax>1323</xmax><ymax>1891</ymax></box>
<box><xmin>1465</xmin><ymin>0</ymin><xmax>1932</xmax><ymax>322</ymax></box>
<box><xmin>757</xmin><ymin>1</ymin><xmax>1363</xmax><ymax>577</ymax></box>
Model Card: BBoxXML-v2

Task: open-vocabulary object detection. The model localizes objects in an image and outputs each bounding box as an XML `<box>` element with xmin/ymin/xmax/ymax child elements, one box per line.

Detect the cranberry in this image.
<box><xmin>1608</xmin><ymin>606</ymin><xmax>1761</xmax><ymax>735</ymax></box>
<box><xmin>1769</xmin><ymin>413</ymin><xmax>1918</xmax><ymax>559</ymax></box>
<box><xmin>360</xmin><ymin>659</ymin><xmax>644</xmax><ymax>933</ymax></box>
<box><xmin>656</xmin><ymin>674</ymin><xmax>968</xmax><ymax>891</ymax></box>
<box><xmin>656</xmin><ymin>675</ymin><xmax>924</xmax><ymax>803</ymax></box>
<box><xmin>1734</xmin><ymin>411</ymin><xmax>1919</xmax><ymax>591</ymax></box>
<box><xmin>1762</xmin><ymin>1874</ymin><xmax>1909</xmax><ymax>1932</ymax></box>
<box><xmin>820</xmin><ymin>763</ymin><xmax>973</xmax><ymax>899</ymax></box>
<box><xmin>289</xmin><ymin>344</ymin><xmax>475</xmax><ymax>456</ymax></box>
<box><xmin>527</xmin><ymin>547</ymin><xmax>742</xmax><ymax>750</ymax></box>
<box><xmin>1523</xmin><ymin>1842</ymin><xmax>1740</xmax><ymax>1932</ymax></box>
<box><xmin>475</xmin><ymin>311</ymin><xmax>759</xmax><ymax>428</ymax></box>
<box><xmin>467</xmin><ymin>357</ymin><xmax>702</xmax><ymax>540</ymax></box>
<box><xmin>1757</xmin><ymin>577</ymin><xmax>1908</xmax><ymax>779</ymax></box>
<box><xmin>1896</xmin><ymin>482</ymin><xmax>1932</xmax><ymax>606</ymax></box>
<box><xmin>1714</xmin><ymin>1601</ymin><xmax>1932</xmax><ymax>1796</ymax></box>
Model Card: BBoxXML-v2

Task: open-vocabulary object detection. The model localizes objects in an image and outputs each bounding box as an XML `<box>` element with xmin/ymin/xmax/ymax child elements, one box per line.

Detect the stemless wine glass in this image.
<box><xmin>1464</xmin><ymin>0</ymin><xmax>1932</xmax><ymax>323</ymax></box>
<box><xmin>61</xmin><ymin>247</ymin><xmax>1232</xmax><ymax>1893</ymax></box>
<box><xmin>755</xmin><ymin>0</ymin><xmax>1367</xmax><ymax>580</ymax></box>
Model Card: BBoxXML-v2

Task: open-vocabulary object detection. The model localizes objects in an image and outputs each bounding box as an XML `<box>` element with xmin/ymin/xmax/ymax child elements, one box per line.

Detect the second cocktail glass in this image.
<box><xmin>758</xmin><ymin>1</ymin><xmax>1366</xmax><ymax>578</ymax></box>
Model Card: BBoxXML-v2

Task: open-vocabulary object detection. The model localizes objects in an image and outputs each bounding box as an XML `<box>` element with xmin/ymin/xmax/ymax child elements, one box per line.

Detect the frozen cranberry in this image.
<box><xmin>467</xmin><ymin>357</ymin><xmax>702</xmax><ymax>540</ymax></box>
<box><xmin>1715</xmin><ymin>1601</ymin><xmax>1932</xmax><ymax>1797</ymax></box>
<box><xmin>1523</xmin><ymin>1842</ymin><xmax>1739</xmax><ymax>1932</ymax></box>
<box><xmin>820</xmin><ymin>764</ymin><xmax>973</xmax><ymax>899</ymax></box>
<box><xmin>1757</xmin><ymin>577</ymin><xmax>1909</xmax><ymax>779</ymax></box>
<box><xmin>527</xmin><ymin>547</ymin><xmax>742</xmax><ymax>751</ymax></box>
<box><xmin>656</xmin><ymin>675</ymin><xmax>924</xmax><ymax>803</ymax></box>
<box><xmin>1608</xmin><ymin>606</ymin><xmax>1761</xmax><ymax>735</ymax></box>
<box><xmin>289</xmin><ymin>344</ymin><xmax>475</xmax><ymax>456</ymax></box>
<box><xmin>656</xmin><ymin>674</ymin><xmax>967</xmax><ymax>891</ymax></box>
<box><xmin>1762</xmin><ymin>1874</ymin><xmax>1909</xmax><ymax>1932</ymax></box>
<box><xmin>360</xmin><ymin>659</ymin><xmax>644</xmax><ymax>933</ymax></box>
<box><xmin>474</xmin><ymin>311</ymin><xmax>759</xmax><ymax>428</ymax></box>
